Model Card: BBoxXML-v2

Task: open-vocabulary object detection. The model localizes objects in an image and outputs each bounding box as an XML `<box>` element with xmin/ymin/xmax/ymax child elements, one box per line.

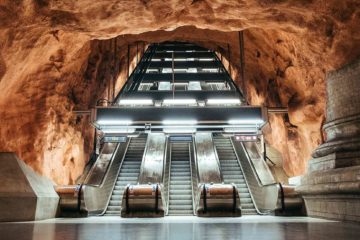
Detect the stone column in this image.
<box><xmin>296</xmin><ymin>58</ymin><xmax>360</xmax><ymax>222</ymax></box>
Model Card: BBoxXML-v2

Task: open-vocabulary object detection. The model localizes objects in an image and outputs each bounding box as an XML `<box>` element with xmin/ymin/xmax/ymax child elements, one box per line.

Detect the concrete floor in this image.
<box><xmin>0</xmin><ymin>216</ymin><xmax>359</xmax><ymax>240</ymax></box>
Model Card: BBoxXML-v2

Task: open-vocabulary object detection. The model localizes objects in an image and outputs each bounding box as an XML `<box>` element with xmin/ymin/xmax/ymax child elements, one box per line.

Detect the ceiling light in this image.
<box><xmin>96</xmin><ymin>120</ymin><xmax>133</xmax><ymax>125</ymax></box>
<box><xmin>228</xmin><ymin>119</ymin><xmax>264</xmax><ymax>125</ymax></box>
<box><xmin>119</xmin><ymin>99</ymin><xmax>153</xmax><ymax>106</ymax></box>
<box><xmin>162</xmin><ymin>119</ymin><xmax>197</xmax><ymax>125</ymax></box>
<box><xmin>163</xmin><ymin>128</ymin><xmax>196</xmax><ymax>134</ymax></box>
<box><xmin>224</xmin><ymin>127</ymin><xmax>258</xmax><ymax>133</ymax></box>
<box><xmin>206</xmin><ymin>99</ymin><xmax>241</xmax><ymax>105</ymax></box>
<box><xmin>102</xmin><ymin>128</ymin><xmax>136</xmax><ymax>134</ymax></box>
<box><xmin>199</xmin><ymin>58</ymin><xmax>214</xmax><ymax>61</ymax></box>
<box><xmin>163</xmin><ymin>99</ymin><xmax>197</xmax><ymax>105</ymax></box>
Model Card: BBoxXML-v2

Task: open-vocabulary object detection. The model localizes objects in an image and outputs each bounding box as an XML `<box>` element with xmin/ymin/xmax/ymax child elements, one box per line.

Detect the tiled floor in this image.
<box><xmin>0</xmin><ymin>216</ymin><xmax>359</xmax><ymax>240</ymax></box>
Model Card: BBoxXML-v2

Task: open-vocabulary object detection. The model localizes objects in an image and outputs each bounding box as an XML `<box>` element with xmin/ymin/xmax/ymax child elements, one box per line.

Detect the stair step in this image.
<box><xmin>168</xmin><ymin>210</ymin><xmax>193</xmax><ymax>215</ymax></box>
<box><xmin>169</xmin><ymin>200</ymin><xmax>193</xmax><ymax>205</ymax></box>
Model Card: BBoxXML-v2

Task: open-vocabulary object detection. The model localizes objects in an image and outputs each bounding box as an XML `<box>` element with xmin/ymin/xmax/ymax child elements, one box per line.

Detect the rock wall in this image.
<box><xmin>0</xmin><ymin>0</ymin><xmax>359</xmax><ymax>184</ymax></box>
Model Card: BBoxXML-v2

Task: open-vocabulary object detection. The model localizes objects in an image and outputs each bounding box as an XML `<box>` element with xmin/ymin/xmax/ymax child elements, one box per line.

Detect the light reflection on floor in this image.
<box><xmin>0</xmin><ymin>216</ymin><xmax>359</xmax><ymax>240</ymax></box>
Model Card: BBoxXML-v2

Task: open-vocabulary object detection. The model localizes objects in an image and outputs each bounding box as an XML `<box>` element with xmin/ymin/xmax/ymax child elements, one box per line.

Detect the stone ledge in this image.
<box><xmin>303</xmin><ymin>194</ymin><xmax>360</xmax><ymax>222</ymax></box>
<box><xmin>308</xmin><ymin>151</ymin><xmax>360</xmax><ymax>172</ymax></box>
<box><xmin>298</xmin><ymin>165</ymin><xmax>360</xmax><ymax>187</ymax></box>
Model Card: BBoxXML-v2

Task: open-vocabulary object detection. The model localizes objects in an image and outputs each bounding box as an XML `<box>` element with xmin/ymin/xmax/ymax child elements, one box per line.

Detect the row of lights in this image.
<box><xmin>118</xmin><ymin>98</ymin><xmax>241</xmax><ymax>106</ymax></box>
<box><xmin>152</xmin><ymin>58</ymin><xmax>215</xmax><ymax>62</ymax></box>
<box><xmin>98</xmin><ymin>118</ymin><xmax>263</xmax><ymax>134</ymax></box>
<box><xmin>97</xmin><ymin>119</ymin><xmax>264</xmax><ymax>125</ymax></box>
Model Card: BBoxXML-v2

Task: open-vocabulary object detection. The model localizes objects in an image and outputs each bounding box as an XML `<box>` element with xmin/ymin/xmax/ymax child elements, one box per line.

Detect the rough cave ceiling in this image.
<box><xmin>0</xmin><ymin>0</ymin><xmax>359</xmax><ymax>184</ymax></box>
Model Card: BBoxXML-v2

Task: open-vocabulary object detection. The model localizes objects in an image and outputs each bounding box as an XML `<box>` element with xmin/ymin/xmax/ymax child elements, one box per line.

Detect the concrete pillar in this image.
<box><xmin>296</xmin><ymin>58</ymin><xmax>360</xmax><ymax>222</ymax></box>
<box><xmin>0</xmin><ymin>153</ymin><xmax>59</xmax><ymax>222</ymax></box>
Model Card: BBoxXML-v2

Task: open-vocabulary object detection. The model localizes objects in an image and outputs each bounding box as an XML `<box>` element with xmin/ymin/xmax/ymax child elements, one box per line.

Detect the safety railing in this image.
<box><xmin>231</xmin><ymin>138</ymin><xmax>279</xmax><ymax>214</ymax></box>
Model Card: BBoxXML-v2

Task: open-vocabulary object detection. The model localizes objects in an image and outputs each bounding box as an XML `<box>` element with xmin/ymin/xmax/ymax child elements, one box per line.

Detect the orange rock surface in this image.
<box><xmin>0</xmin><ymin>0</ymin><xmax>359</xmax><ymax>184</ymax></box>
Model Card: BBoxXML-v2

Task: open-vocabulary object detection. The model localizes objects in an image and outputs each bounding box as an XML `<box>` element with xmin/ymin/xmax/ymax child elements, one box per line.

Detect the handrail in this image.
<box><xmin>83</xmin><ymin>143</ymin><xmax>118</xmax><ymax>187</ymax></box>
<box><xmin>98</xmin><ymin>137</ymin><xmax>132</xmax><ymax>215</ymax></box>
<box><xmin>230</xmin><ymin>138</ymin><xmax>279</xmax><ymax>214</ymax></box>
<box><xmin>190</xmin><ymin>137</ymin><xmax>200</xmax><ymax>215</ymax></box>
<box><xmin>188</xmin><ymin>141</ymin><xmax>196</xmax><ymax>216</ymax></box>
<box><xmin>81</xmin><ymin>138</ymin><xmax>130</xmax><ymax>215</ymax></box>
<box><xmin>162</xmin><ymin>136</ymin><xmax>169</xmax><ymax>184</ymax></box>
<box><xmin>137</xmin><ymin>134</ymin><xmax>151</xmax><ymax>183</ymax></box>
<box><xmin>165</xmin><ymin>140</ymin><xmax>172</xmax><ymax>215</ymax></box>
<box><xmin>210</xmin><ymin>133</ymin><xmax>224</xmax><ymax>182</ymax></box>
<box><xmin>242</xmin><ymin>142</ymin><xmax>276</xmax><ymax>186</ymax></box>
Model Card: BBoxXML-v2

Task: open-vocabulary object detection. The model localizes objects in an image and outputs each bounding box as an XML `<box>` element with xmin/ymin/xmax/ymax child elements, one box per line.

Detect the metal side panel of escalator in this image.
<box><xmin>104</xmin><ymin>135</ymin><xmax>148</xmax><ymax>216</ymax></box>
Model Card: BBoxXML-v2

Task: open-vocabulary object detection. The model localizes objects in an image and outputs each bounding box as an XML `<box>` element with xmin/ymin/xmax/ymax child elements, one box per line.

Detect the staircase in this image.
<box><xmin>104</xmin><ymin>136</ymin><xmax>147</xmax><ymax>216</ymax></box>
<box><xmin>168</xmin><ymin>142</ymin><xmax>194</xmax><ymax>215</ymax></box>
<box><xmin>213</xmin><ymin>136</ymin><xmax>257</xmax><ymax>215</ymax></box>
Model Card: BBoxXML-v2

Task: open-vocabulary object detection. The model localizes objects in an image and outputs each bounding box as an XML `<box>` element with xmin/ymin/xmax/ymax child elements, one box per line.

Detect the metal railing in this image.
<box><xmin>83</xmin><ymin>139</ymin><xmax>130</xmax><ymax>215</ymax></box>
<box><xmin>231</xmin><ymin>138</ymin><xmax>279</xmax><ymax>214</ymax></box>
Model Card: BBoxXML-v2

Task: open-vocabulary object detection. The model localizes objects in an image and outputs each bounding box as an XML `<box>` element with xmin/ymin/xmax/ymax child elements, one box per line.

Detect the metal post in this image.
<box><xmin>136</xmin><ymin>42</ymin><xmax>139</xmax><ymax>64</ymax></box>
<box><xmin>112</xmin><ymin>38</ymin><xmax>117</xmax><ymax>101</ymax></box>
<box><xmin>127</xmin><ymin>44</ymin><xmax>130</xmax><ymax>78</ymax></box>
<box><xmin>261</xmin><ymin>135</ymin><xmax>266</xmax><ymax>162</ymax></box>
<box><xmin>238</xmin><ymin>31</ymin><xmax>246</xmax><ymax>99</ymax></box>
<box><xmin>227</xmin><ymin>43</ymin><xmax>232</xmax><ymax>76</ymax></box>
<box><xmin>172</xmin><ymin>52</ymin><xmax>175</xmax><ymax>99</ymax></box>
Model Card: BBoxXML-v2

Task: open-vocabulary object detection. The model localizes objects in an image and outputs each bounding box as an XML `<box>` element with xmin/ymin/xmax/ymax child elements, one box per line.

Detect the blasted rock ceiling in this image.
<box><xmin>0</xmin><ymin>0</ymin><xmax>359</xmax><ymax>184</ymax></box>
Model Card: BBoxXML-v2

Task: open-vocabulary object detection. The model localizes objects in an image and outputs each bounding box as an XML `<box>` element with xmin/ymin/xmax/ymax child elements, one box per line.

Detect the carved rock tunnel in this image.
<box><xmin>0</xmin><ymin>0</ymin><xmax>359</xmax><ymax>187</ymax></box>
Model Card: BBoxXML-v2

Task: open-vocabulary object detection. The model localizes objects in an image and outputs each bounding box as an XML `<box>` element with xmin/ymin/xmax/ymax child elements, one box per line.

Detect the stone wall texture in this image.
<box><xmin>0</xmin><ymin>0</ymin><xmax>360</xmax><ymax>184</ymax></box>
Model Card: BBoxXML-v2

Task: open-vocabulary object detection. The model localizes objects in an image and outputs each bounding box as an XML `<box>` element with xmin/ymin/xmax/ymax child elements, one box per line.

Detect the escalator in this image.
<box><xmin>168</xmin><ymin>141</ymin><xmax>194</xmax><ymax>216</ymax></box>
<box><xmin>213</xmin><ymin>135</ymin><xmax>257</xmax><ymax>215</ymax></box>
<box><xmin>104</xmin><ymin>135</ymin><xmax>147</xmax><ymax>216</ymax></box>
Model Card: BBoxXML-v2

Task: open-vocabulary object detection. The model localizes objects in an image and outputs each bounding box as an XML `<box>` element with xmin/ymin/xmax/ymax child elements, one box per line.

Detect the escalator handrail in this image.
<box><xmin>98</xmin><ymin>138</ymin><xmax>131</xmax><ymax>215</ymax></box>
<box><xmin>230</xmin><ymin>138</ymin><xmax>279</xmax><ymax>214</ymax></box>
<box><xmin>187</xmin><ymin>141</ymin><xmax>196</xmax><ymax>216</ymax></box>
<box><xmin>210</xmin><ymin>133</ymin><xmax>224</xmax><ymax>182</ymax></box>
<box><xmin>241</xmin><ymin>142</ymin><xmax>277</xmax><ymax>187</ymax></box>
<box><xmin>165</xmin><ymin>142</ymin><xmax>172</xmax><ymax>215</ymax></box>
<box><xmin>83</xmin><ymin>143</ymin><xmax>119</xmax><ymax>187</ymax></box>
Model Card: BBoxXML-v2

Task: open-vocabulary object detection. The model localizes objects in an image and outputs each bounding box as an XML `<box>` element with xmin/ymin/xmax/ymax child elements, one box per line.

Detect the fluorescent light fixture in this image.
<box><xmin>228</xmin><ymin>119</ymin><xmax>264</xmax><ymax>125</ymax></box>
<box><xmin>164</xmin><ymin>128</ymin><xmax>196</xmax><ymax>133</ymax></box>
<box><xmin>162</xmin><ymin>119</ymin><xmax>197</xmax><ymax>125</ymax></box>
<box><xmin>202</xmin><ymin>68</ymin><xmax>219</xmax><ymax>73</ymax></box>
<box><xmin>174</xmin><ymin>69</ymin><xmax>187</xmax><ymax>72</ymax></box>
<box><xmin>151</xmin><ymin>59</ymin><xmax>161</xmax><ymax>62</ymax></box>
<box><xmin>102</xmin><ymin>128</ymin><xmax>136</xmax><ymax>134</ymax></box>
<box><xmin>97</xmin><ymin>120</ymin><xmax>133</xmax><ymax>125</ymax></box>
<box><xmin>187</xmin><ymin>68</ymin><xmax>197</xmax><ymax>73</ymax></box>
<box><xmin>206</xmin><ymin>99</ymin><xmax>241</xmax><ymax>105</ymax></box>
<box><xmin>163</xmin><ymin>99</ymin><xmax>197</xmax><ymax>105</ymax></box>
<box><xmin>199</xmin><ymin>58</ymin><xmax>214</xmax><ymax>61</ymax></box>
<box><xmin>162</xmin><ymin>68</ymin><xmax>173</xmax><ymax>73</ymax></box>
<box><xmin>224</xmin><ymin>127</ymin><xmax>258</xmax><ymax>133</ymax></box>
<box><xmin>146</xmin><ymin>69</ymin><xmax>158</xmax><ymax>73</ymax></box>
<box><xmin>119</xmin><ymin>99</ymin><xmax>153</xmax><ymax>106</ymax></box>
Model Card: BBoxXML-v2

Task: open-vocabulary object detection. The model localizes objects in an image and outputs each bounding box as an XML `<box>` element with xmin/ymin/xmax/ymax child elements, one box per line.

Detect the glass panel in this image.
<box><xmin>158</xmin><ymin>81</ymin><xmax>172</xmax><ymax>90</ymax></box>
<box><xmin>188</xmin><ymin>81</ymin><xmax>202</xmax><ymax>91</ymax></box>
<box><xmin>138</xmin><ymin>83</ymin><xmax>152</xmax><ymax>91</ymax></box>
